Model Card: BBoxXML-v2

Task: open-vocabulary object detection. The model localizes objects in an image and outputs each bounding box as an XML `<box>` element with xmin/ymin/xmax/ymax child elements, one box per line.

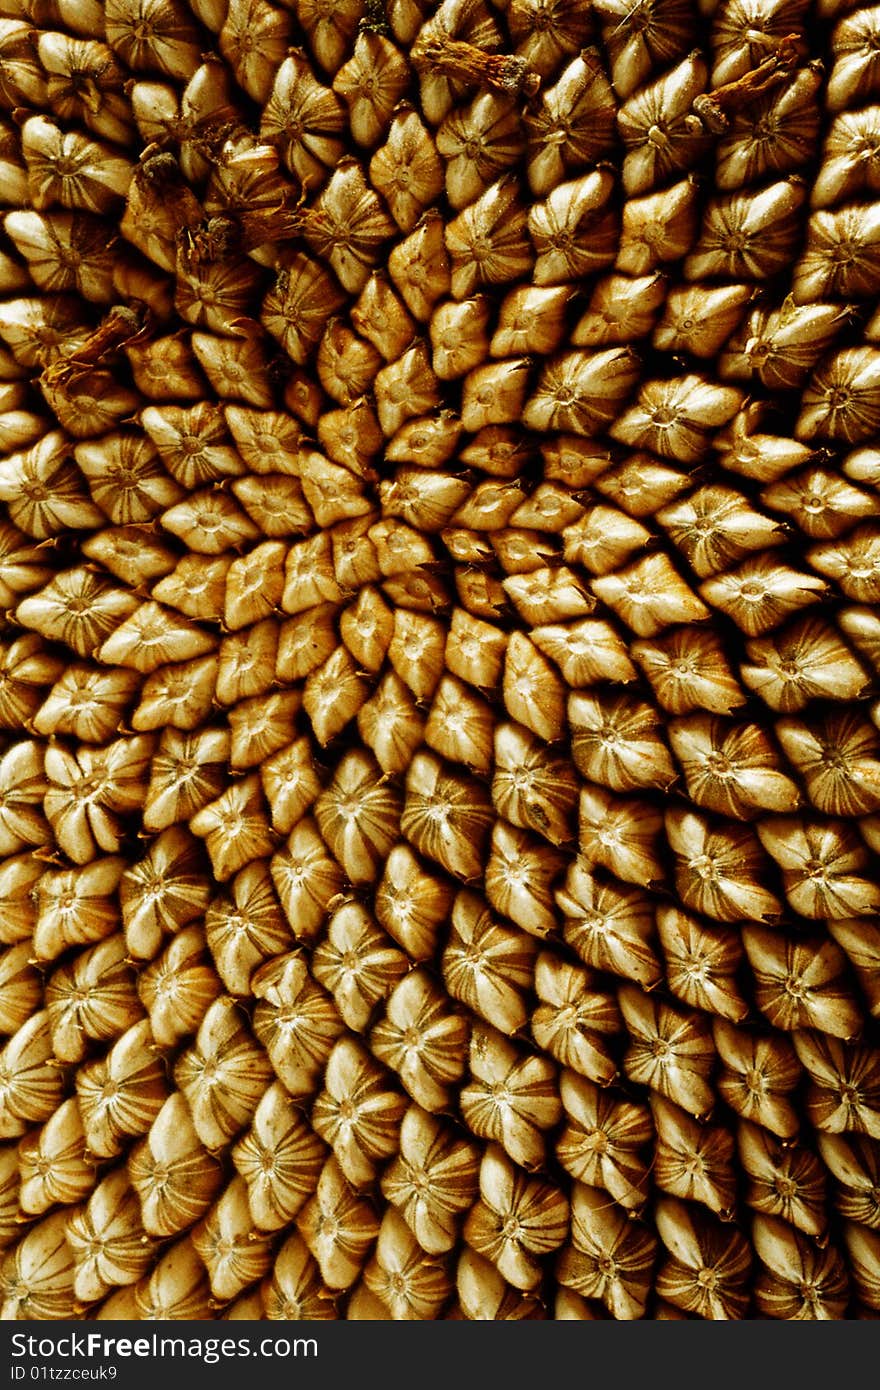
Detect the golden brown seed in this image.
<box><xmin>556</xmin><ymin>1181</ymin><xmax>656</xmax><ymax>1320</ymax></box>
<box><xmin>464</xmin><ymin>1144</ymin><xmax>568</xmax><ymax>1291</ymax></box>
<box><xmin>312</xmin><ymin>1036</ymin><xmax>407</xmax><ymax>1188</ymax></box>
<box><xmin>508</xmin><ymin>0</ymin><xmax>592</xmax><ymax>77</ymax></box>
<box><xmin>257</xmin><ymin>739</ymin><xmax>322</xmax><ymax>834</ymax></box>
<box><xmin>371</xmin><ymin>967</ymin><xmax>469</xmax><ymax>1113</ymax></box>
<box><xmin>576</xmin><ymin>785</ymin><xmax>666</xmax><ymax>890</ymax></box>
<box><xmin>720</xmin><ymin>300</ymin><xmax>853</xmax><ymax>392</ymax></box>
<box><xmin>382</xmin><ymin>1104</ymin><xmax>480</xmax><ymax>1255</ymax></box>
<box><xmin>303</xmin><ymin>645</ymin><xmax>371</xmax><ymax>746</ymax></box>
<box><xmin>524</xmin><ymin>49</ymin><xmax>617</xmax><ymax>194</ymax></box>
<box><xmin>262</xmin><ymin>253</ymin><xmax>347</xmax><ymax>366</ymax></box>
<box><xmin>351</xmin><ymin>271</ymin><xmax>417</xmax><ymax>364</ymax></box>
<box><xmin>653</xmin><ymin>282</ymin><xmax>754</xmax><ymax>358</ymax></box>
<box><xmin>189</xmin><ymin>774</ymin><xmax>277</xmax><ymax>882</ymax></box>
<box><xmin>532</xmin><ymin>618</ymin><xmax>638</xmax><ymax>688</ymax></box>
<box><xmin>651</xmin><ymin>1093</ymin><xmax>737</xmax><ymax>1217</ymax></box>
<box><xmin>491</xmin><ymin>721</ymin><xmax>578</xmax><ymax>847</ymax></box>
<box><xmin>76</xmin><ymin>1019</ymin><xmax>169</xmax><ymax>1158</ymax></box>
<box><xmin>44</xmin><ymin>735</ymin><xmax>154</xmax><ymax>865</ymax></box>
<box><xmin>424</xmin><ymin>674</ymin><xmax>495</xmax><ymax>773</ymax></box>
<box><xmin>459</xmin><ymin>1023</ymin><xmax>561</xmax><ymax>1170</ymax></box>
<box><xmin>142</xmin><ymin>725</ymin><xmax>229</xmax><ymax>834</ymax></box>
<box><xmin>362</xmin><ymin>1207</ymin><xmax>453</xmax><ymax>1319</ymax></box>
<box><xmin>617</xmin><ymin>52</ymin><xmax>710</xmax><ymax>195</ymax></box>
<box><xmin>714</xmin><ymin>1017</ymin><xmax>802</xmax><ymax>1139</ymax></box>
<box><xmin>227</xmin><ymin>690</ymin><xmax>302</xmax><ymax>772</ymax></box>
<box><xmin>456</xmin><ymin>1246</ymin><xmax>546</xmax><ymax>1320</ymax></box>
<box><xmin>619</xmin><ymin>985</ymin><xmax>716</xmax><ymax>1118</ymax></box>
<box><xmin>204</xmin><ymin>861</ymin><xmax>292</xmax><ymax>999</ymax></box>
<box><xmin>666</xmin><ymin>806</ymin><xmax>783</xmax><ymax>923</ymax></box>
<box><xmin>762</xmin><ymin>466</ymin><xmax>880</xmax><ymax>539</ymax></box>
<box><xmin>740</xmin><ymin>615</ymin><xmax>870</xmax><ymax>711</ymax></box>
<box><xmin>443</xmin><ymin>888</ymin><xmax>537</xmax><ymax>1034</ymax></box>
<box><xmin>556</xmin><ymin>1072</ymin><xmax>652</xmax><ymax>1211</ymax></box>
<box><xmin>174</xmin><ymin>996</ymin><xmax>273</xmax><ymax>1151</ymax></box>
<box><xmin>21</xmin><ymin>115</ymin><xmax>133</xmax><ymax>214</ymax></box>
<box><xmin>738</xmin><ymin>1120</ymin><xmax>826</xmax><ymax>1237</ymax></box>
<box><xmin>532</xmin><ymin>952</ymin><xmax>620</xmax><ymax>1084</ymax></box>
<box><xmin>809</xmin><ymin>524</ymin><xmax>880</xmax><ymax>604</ymax></box>
<box><xmin>192</xmin><ymin>1175</ymin><xmax>275</xmax><ymax>1300</ymax></box>
<box><xmin>0</xmin><ymin>942</ymin><xmax>42</xmax><ymax>1039</ymax></box>
<box><xmin>714</xmin><ymin>61</ymin><xmax>823</xmax><ymax>189</ymax></box>
<box><xmin>128</xmin><ymin>1090</ymin><xmax>223</xmax><ymax>1238</ymax></box>
<box><xmin>502</xmin><ymin>629</ymin><xmax>566</xmax><ymax>742</ymax></box>
<box><xmin>569</xmin><ymin>689</ymin><xmax>676</xmax><ymax>793</ymax></box>
<box><xmin>270</xmin><ymin>816</ymin><xmax>345</xmax><ymax>945</ymax></box>
<box><xmin>305</xmin><ymin>157</ymin><xmax>397</xmax><ymax>295</ymax></box>
<box><xmin>320</xmin><ymin>399</ymin><xmax>383</xmax><ymax>477</ymax></box>
<box><xmin>828</xmin><ymin>905</ymin><xmax>880</xmax><ymax>1010</ymax></box>
<box><xmin>523</xmin><ymin>347</ymin><xmax>640</xmax><ymax>438</ymax></box>
<box><xmin>334</xmin><ymin>32</ymin><xmax>410</xmax><ymax>147</ymax></box>
<box><xmin>375</xmin><ymin>843</ymin><xmax>454</xmax><ymax>962</ymax></box>
<box><xmin>758</xmin><ymin>815</ymin><xmax>880</xmax><ymax>920</ymax></box>
<box><xmin>0</xmin><ymin>435</ymin><xmax>106</xmax><ymax>540</ymax></box>
<box><xmin>812</xmin><ymin>106</ymin><xmax>880</xmax><ymax>208</ymax></box>
<box><xmin>314</xmin><ymin>748</ymin><xmax>402</xmax><ymax>884</ymax></box>
<box><xmin>484</xmin><ymin>819</ymin><xmax>565</xmax><ymax>938</ymax></box>
<box><xmin>752</xmin><ymin>1214</ymin><xmax>848</xmax><ymax>1320</ymax></box>
<box><xmin>339</xmin><ymin>587</ymin><xmax>393</xmax><ymax>674</ymax></box>
<box><xmin>151</xmin><ymin>556</ymin><xmax>230</xmax><ymax>625</ymax></box>
<box><xmin>357</xmin><ymin>671</ymin><xmax>425</xmax><ymax>777</ymax></box>
<box><xmin>590</xmin><ymin>552</ymin><xmax>710</xmax><ymax>637</ymax></box>
<box><xmin>97</xmin><ymin>600</ymin><xmax>216</xmax><ymax>673</ymax></box>
<box><xmin>445</xmin><ymin>176</ymin><xmax>534</xmax><ymax>299</ymax></box>
<box><xmin>191</xmin><ymin>330</ymin><xmax>274</xmax><ymax>410</ymax></box>
<box><xmin>656</xmin><ymin>904</ymin><xmax>748</xmax><ymax>1023</ymax></box>
<box><xmin>374</xmin><ymin>340</ymin><xmax>441</xmax><ymax>437</ymax></box>
<box><xmin>818</xmin><ymin>1132</ymin><xmax>880</xmax><ymax>1228</ymax></box>
<box><xmin>34</xmin><ymin>858</ymin><xmax>124</xmax><ymax>964</ymax></box>
<box><xmin>45</xmin><ymin>935</ymin><xmax>142</xmax><ymax>1063</ymax></box>
<box><xmin>18</xmin><ymin>1098</ymin><xmax>94</xmax><ymax>1216</ymax></box>
<box><xmin>0</xmin><ymin>1209</ymin><xmax>76</xmax><ymax>1321</ymax></box>
<box><xmin>668</xmin><ymin>713</ymin><xmax>800</xmax><ymax>819</ymax></box>
<box><xmin>67</xmin><ymin>1167</ymin><xmax>159</xmax><ymax>1304</ymax></box>
<box><xmin>430</xmin><ymin>296</ymin><xmax>492</xmax><ymax>378</ymax></box>
<box><xmin>701</xmin><ymin>555</ymin><xmax>829</xmax><ymax>636</ymax></box>
<box><xmin>312</xmin><ymin>901</ymin><xmax>408</xmax><ymax>1034</ymax></box>
<box><xmin>776</xmin><ymin>710</ymin><xmax>880</xmax><ymax>815</ymax></box>
<box><xmin>380</xmin><ymin>467</ymin><xmax>471</xmax><ymax>533</ymax></box>
<box><xmin>250</xmin><ymin>952</ymin><xmax>342</xmax><ymax>1101</ymax></box>
<box><xmin>743</xmin><ymin>926</ymin><xmax>862</xmax><ymax>1040</ymax></box>
<box><xmin>370</xmin><ymin>106</ymin><xmax>444</xmax><ymax>233</ymax></box>
<box><xmin>654</xmin><ymin>1197</ymin><xmax>751</xmax><ymax>1320</ymax></box>
<box><xmin>262</xmin><ymin>1231</ymin><xmax>336</xmax><ymax>1319</ymax></box>
<box><xmin>33</xmin><ymin>664</ymin><xmax>140</xmax><ymax>744</ymax></box>
<box><xmin>316</xmin><ymin>324</ymin><xmax>383</xmax><ymax>411</ymax></box>
<box><xmin>792</xmin><ymin>206</ymin><xmax>880</xmax><ymax>305</ymax></box>
<box><xmin>684</xmin><ymin>179</ymin><xmax>807</xmax><ymax>282</ymax></box>
<box><xmin>795</xmin><ymin>1031</ymin><xmax>880</xmax><ymax>1138</ymax></box>
<box><xmin>0</xmin><ymin>1009</ymin><xmax>64</xmax><ymax>1138</ymax></box>
<box><xmin>137</xmin><ymin>924</ymin><xmax>222</xmax><ymax>1047</ymax></box>
<box><xmin>615</xmin><ymin>175</ymin><xmax>701</xmax><ymax>275</ymax></box>
<box><xmin>297</xmin><ymin>1155</ymin><xmax>381</xmax><ymax>1291</ymax></box>
<box><xmin>401</xmin><ymin>751</ymin><xmax>495</xmax><ymax>882</ymax></box>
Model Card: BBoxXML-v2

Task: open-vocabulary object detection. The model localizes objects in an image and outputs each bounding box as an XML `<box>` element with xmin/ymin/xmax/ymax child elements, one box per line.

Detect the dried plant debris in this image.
<box><xmin>0</xmin><ymin>0</ymin><xmax>879</xmax><ymax>1325</ymax></box>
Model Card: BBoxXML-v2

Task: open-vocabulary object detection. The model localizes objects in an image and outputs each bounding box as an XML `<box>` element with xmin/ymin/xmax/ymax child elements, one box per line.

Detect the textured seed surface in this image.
<box><xmin>1</xmin><ymin>0</ymin><xmax>880</xmax><ymax>1324</ymax></box>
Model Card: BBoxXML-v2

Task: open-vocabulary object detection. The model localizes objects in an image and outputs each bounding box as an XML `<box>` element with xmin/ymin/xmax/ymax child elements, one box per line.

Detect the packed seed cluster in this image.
<box><xmin>1</xmin><ymin>0</ymin><xmax>880</xmax><ymax>1322</ymax></box>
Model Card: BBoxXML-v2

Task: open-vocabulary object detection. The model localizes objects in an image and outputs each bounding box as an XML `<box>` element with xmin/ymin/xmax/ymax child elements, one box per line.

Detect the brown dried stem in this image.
<box><xmin>691</xmin><ymin>34</ymin><xmax>803</xmax><ymax>134</ymax></box>
<box><xmin>412</xmin><ymin>37</ymin><xmax>541</xmax><ymax>98</ymax></box>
